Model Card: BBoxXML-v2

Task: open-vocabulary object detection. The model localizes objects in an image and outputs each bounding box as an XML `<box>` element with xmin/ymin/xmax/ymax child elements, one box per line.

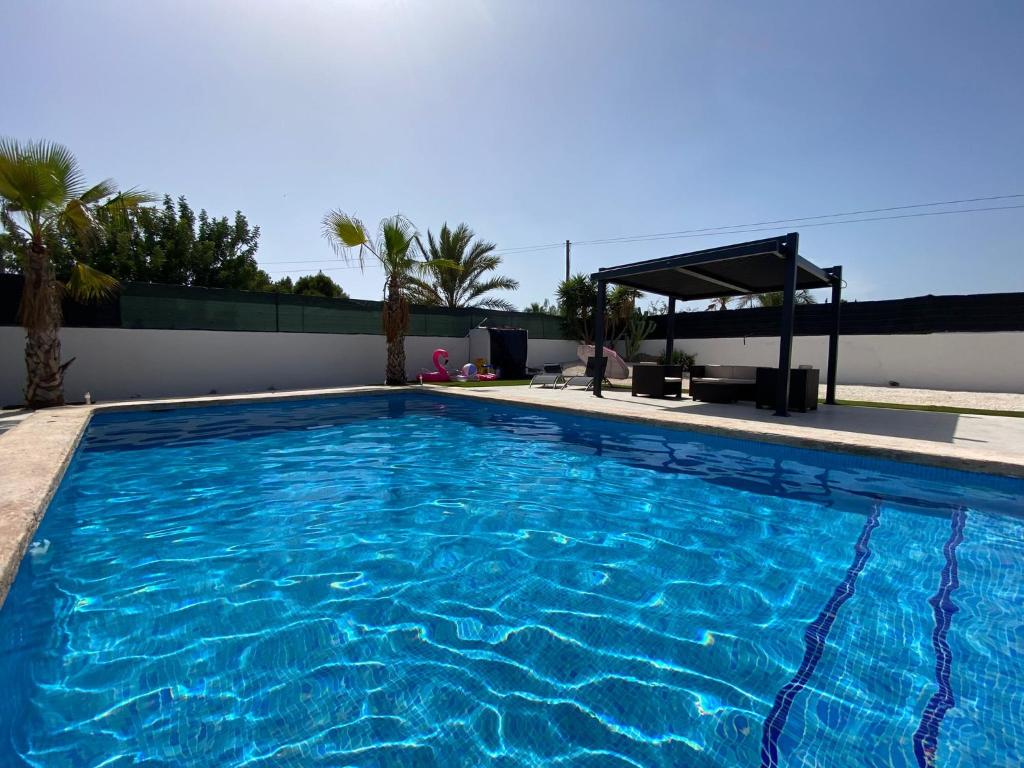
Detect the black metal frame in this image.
<box><xmin>591</xmin><ymin>233</ymin><xmax>842</xmax><ymax>416</ymax></box>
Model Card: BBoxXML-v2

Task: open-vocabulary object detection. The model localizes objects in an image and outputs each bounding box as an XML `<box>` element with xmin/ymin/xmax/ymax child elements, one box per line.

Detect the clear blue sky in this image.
<box><xmin>4</xmin><ymin>0</ymin><xmax>1022</xmax><ymax>307</ymax></box>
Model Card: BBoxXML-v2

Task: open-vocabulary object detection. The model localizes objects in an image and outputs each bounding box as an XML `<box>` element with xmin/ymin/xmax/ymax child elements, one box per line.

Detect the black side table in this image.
<box><xmin>755</xmin><ymin>367</ymin><xmax>820</xmax><ymax>412</ymax></box>
<box><xmin>631</xmin><ymin>364</ymin><xmax>684</xmax><ymax>399</ymax></box>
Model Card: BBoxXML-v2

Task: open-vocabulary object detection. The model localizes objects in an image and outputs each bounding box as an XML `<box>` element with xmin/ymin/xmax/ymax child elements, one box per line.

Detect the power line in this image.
<box><xmin>490</xmin><ymin>193</ymin><xmax>1024</xmax><ymax>254</ymax></box>
<box><xmin>260</xmin><ymin>194</ymin><xmax>1024</xmax><ymax>271</ymax></box>
<box><xmin>579</xmin><ymin>203</ymin><xmax>1024</xmax><ymax>246</ymax></box>
<box><xmin>491</xmin><ymin>241</ymin><xmax>564</xmax><ymax>255</ymax></box>
<box><xmin>573</xmin><ymin>193</ymin><xmax>1024</xmax><ymax>246</ymax></box>
<box><xmin>261</xmin><ymin>259</ymin><xmax>380</xmax><ymax>268</ymax></box>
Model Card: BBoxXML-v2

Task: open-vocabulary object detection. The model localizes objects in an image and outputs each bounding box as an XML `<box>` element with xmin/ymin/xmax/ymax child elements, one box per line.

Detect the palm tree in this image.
<box><xmin>706</xmin><ymin>296</ymin><xmax>735</xmax><ymax>311</ymax></box>
<box><xmin>322</xmin><ymin>212</ymin><xmax>422</xmax><ymax>385</ymax></box>
<box><xmin>752</xmin><ymin>290</ymin><xmax>818</xmax><ymax>307</ymax></box>
<box><xmin>556</xmin><ymin>273</ymin><xmax>597</xmax><ymax>343</ymax></box>
<box><xmin>0</xmin><ymin>139</ymin><xmax>152</xmax><ymax>407</ymax></box>
<box><xmin>524</xmin><ymin>299</ymin><xmax>557</xmax><ymax>314</ymax></box>
<box><xmin>607</xmin><ymin>285</ymin><xmax>643</xmax><ymax>335</ymax></box>
<box><xmin>407</xmin><ymin>223</ymin><xmax>519</xmax><ymax>311</ymax></box>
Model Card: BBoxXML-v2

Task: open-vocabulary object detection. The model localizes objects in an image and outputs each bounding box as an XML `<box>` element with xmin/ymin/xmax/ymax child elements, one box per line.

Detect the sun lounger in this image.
<box><xmin>529</xmin><ymin>364</ymin><xmax>565</xmax><ymax>388</ymax></box>
<box><xmin>561</xmin><ymin>357</ymin><xmax>610</xmax><ymax>391</ymax></box>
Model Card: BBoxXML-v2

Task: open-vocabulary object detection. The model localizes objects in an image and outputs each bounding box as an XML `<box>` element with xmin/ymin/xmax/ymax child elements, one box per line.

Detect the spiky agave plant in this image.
<box><xmin>0</xmin><ymin>139</ymin><xmax>153</xmax><ymax>406</ymax></box>
<box><xmin>322</xmin><ymin>212</ymin><xmax>424</xmax><ymax>385</ymax></box>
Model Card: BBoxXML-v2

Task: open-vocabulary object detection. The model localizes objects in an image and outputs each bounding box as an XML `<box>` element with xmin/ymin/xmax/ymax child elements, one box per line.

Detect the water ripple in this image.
<box><xmin>1</xmin><ymin>393</ymin><xmax>1022</xmax><ymax>766</ymax></box>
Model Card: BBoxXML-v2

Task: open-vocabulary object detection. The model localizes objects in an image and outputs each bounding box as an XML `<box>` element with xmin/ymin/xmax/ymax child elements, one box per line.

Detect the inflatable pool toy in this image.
<box><xmin>29</xmin><ymin>539</ymin><xmax>51</xmax><ymax>560</ymax></box>
<box><xmin>461</xmin><ymin>363</ymin><xmax>478</xmax><ymax>381</ymax></box>
<box><xmin>420</xmin><ymin>349</ymin><xmax>451</xmax><ymax>382</ymax></box>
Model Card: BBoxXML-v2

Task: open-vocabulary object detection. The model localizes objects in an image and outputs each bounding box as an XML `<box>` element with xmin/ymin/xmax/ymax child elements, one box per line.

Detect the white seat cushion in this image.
<box><xmin>692</xmin><ymin>377</ymin><xmax>753</xmax><ymax>385</ymax></box>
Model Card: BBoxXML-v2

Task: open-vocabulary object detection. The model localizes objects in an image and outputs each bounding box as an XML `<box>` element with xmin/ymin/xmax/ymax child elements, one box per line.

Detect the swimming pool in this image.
<box><xmin>1</xmin><ymin>393</ymin><xmax>1022</xmax><ymax>766</ymax></box>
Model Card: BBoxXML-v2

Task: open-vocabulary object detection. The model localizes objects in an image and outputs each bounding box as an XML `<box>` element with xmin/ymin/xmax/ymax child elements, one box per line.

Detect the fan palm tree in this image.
<box><xmin>407</xmin><ymin>223</ymin><xmax>519</xmax><ymax>311</ymax></box>
<box><xmin>322</xmin><ymin>211</ymin><xmax>424</xmax><ymax>385</ymax></box>
<box><xmin>0</xmin><ymin>139</ymin><xmax>152</xmax><ymax>407</ymax></box>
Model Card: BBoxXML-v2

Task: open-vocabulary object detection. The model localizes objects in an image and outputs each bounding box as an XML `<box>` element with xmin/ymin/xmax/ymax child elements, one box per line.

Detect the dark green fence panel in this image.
<box><xmin>276</xmin><ymin>293</ymin><xmax>383</xmax><ymax>334</ymax></box>
<box><xmin>121</xmin><ymin>284</ymin><xmax>278</xmax><ymax>332</ymax></box>
<box><xmin>112</xmin><ymin>282</ymin><xmax>569</xmax><ymax>338</ymax></box>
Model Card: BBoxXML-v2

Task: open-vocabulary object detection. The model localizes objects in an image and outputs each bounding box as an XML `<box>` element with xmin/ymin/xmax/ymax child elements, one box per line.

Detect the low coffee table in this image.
<box><xmin>689</xmin><ymin>379</ymin><xmax>742</xmax><ymax>403</ymax></box>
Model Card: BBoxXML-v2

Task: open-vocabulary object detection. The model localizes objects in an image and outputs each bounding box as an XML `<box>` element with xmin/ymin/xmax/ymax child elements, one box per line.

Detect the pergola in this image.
<box><xmin>591</xmin><ymin>232</ymin><xmax>843</xmax><ymax>416</ymax></box>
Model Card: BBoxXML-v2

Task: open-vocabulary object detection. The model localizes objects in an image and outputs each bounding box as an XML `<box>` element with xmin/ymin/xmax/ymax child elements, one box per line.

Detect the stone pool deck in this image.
<box><xmin>1</xmin><ymin>383</ymin><xmax>1023</xmax><ymax>607</ymax></box>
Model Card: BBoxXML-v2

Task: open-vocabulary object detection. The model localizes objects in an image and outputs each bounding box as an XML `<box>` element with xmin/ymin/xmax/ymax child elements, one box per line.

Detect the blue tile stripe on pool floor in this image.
<box><xmin>912</xmin><ymin>506</ymin><xmax>967</xmax><ymax>768</ymax></box>
<box><xmin>760</xmin><ymin>505</ymin><xmax>881</xmax><ymax>768</ymax></box>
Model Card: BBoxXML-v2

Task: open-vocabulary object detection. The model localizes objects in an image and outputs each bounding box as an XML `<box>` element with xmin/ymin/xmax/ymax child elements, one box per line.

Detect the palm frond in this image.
<box><xmin>405</xmin><ymin>276</ymin><xmax>443</xmax><ymax>306</ymax></box>
<box><xmin>100</xmin><ymin>187</ymin><xmax>157</xmax><ymax>231</ymax></box>
<box><xmin>474</xmin><ymin>296</ymin><xmax>517</xmax><ymax>311</ymax></box>
<box><xmin>415</xmin><ymin>222</ymin><xmax>516</xmax><ymax>309</ymax></box>
<box><xmin>0</xmin><ymin>138</ymin><xmax>75</xmax><ymax>223</ymax></box>
<box><xmin>464</xmin><ymin>276</ymin><xmax>520</xmax><ymax>299</ymax></box>
<box><xmin>65</xmin><ymin>261</ymin><xmax>119</xmax><ymax>302</ymax></box>
<box><xmin>60</xmin><ymin>198</ymin><xmax>100</xmax><ymax>241</ymax></box>
<box><xmin>103</xmin><ymin>187</ymin><xmax>158</xmax><ymax>208</ymax></box>
<box><xmin>36</xmin><ymin>140</ymin><xmax>87</xmax><ymax>200</ymax></box>
<box><xmin>322</xmin><ymin>209</ymin><xmax>372</xmax><ymax>269</ymax></box>
<box><xmin>79</xmin><ymin>179</ymin><xmax>118</xmax><ymax>204</ymax></box>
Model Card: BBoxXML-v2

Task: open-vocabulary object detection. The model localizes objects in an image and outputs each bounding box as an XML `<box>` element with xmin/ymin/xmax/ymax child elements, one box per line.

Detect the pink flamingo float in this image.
<box><xmin>419</xmin><ymin>349</ymin><xmax>451</xmax><ymax>382</ymax></box>
<box><xmin>418</xmin><ymin>349</ymin><xmax>499</xmax><ymax>382</ymax></box>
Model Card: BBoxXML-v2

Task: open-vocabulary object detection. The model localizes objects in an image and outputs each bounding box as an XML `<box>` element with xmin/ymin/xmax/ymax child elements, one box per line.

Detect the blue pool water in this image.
<box><xmin>1</xmin><ymin>393</ymin><xmax>1022</xmax><ymax>767</ymax></box>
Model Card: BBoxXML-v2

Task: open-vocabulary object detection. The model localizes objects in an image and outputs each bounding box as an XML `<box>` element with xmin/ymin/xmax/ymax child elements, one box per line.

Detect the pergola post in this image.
<box><xmin>665</xmin><ymin>297</ymin><xmax>676</xmax><ymax>362</ymax></box>
<box><xmin>774</xmin><ymin>232</ymin><xmax>799</xmax><ymax>416</ymax></box>
<box><xmin>825</xmin><ymin>265</ymin><xmax>842</xmax><ymax>405</ymax></box>
<box><xmin>593</xmin><ymin>280</ymin><xmax>607</xmax><ymax>398</ymax></box>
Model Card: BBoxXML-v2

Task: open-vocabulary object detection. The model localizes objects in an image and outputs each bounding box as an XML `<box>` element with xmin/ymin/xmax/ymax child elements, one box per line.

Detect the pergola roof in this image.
<box><xmin>592</xmin><ymin>234</ymin><xmax>833</xmax><ymax>301</ymax></box>
<box><xmin>589</xmin><ymin>232</ymin><xmax>844</xmax><ymax>415</ymax></box>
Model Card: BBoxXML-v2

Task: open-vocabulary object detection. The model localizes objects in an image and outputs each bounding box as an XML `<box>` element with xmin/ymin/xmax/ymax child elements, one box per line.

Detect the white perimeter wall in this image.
<box><xmin>1</xmin><ymin>327</ymin><xmax>1020</xmax><ymax>405</ymax></box>
<box><xmin>639</xmin><ymin>332</ymin><xmax>1024</xmax><ymax>393</ymax></box>
<box><xmin>0</xmin><ymin>327</ymin><xmax>580</xmax><ymax>405</ymax></box>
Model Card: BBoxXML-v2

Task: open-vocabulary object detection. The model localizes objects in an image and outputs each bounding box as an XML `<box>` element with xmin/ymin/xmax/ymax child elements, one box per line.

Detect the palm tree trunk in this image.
<box><xmin>21</xmin><ymin>244</ymin><xmax>66</xmax><ymax>407</ymax></box>
<box><xmin>382</xmin><ymin>274</ymin><xmax>408</xmax><ymax>386</ymax></box>
<box><xmin>25</xmin><ymin>324</ymin><xmax>65</xmax><ymax>407</ymax></box>
<box><xmin>385</xmin><ymin>334</ymin><xmax>406</xmax><ymax>385</ymax></box>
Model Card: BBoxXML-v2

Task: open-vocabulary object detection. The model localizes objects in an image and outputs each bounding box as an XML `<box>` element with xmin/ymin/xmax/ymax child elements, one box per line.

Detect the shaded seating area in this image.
<box><xmin>591</xmin><ymin>233</ymin><xmax>843</xmax><ymax>416</ymax></box>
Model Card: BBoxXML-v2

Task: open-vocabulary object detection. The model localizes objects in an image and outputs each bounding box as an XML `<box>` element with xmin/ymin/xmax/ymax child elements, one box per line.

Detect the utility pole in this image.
<box><xmin>565</xmin><ymin>240</ymin><xmax>571</xmax><ymax>281</ymax></box>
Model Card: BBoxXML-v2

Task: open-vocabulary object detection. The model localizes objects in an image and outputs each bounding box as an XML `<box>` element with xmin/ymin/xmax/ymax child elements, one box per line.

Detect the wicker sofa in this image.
<box><xmin>688</xmin><ymin>365</ymin><xmax>758</xmax><ymax>403</ymax></box>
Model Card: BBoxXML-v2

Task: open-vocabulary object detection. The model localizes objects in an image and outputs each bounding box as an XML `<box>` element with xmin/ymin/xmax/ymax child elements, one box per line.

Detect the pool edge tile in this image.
<box><xmin>0</xmin><ymin>407</ymin><xmax>91</xmax><ymax>608</ymax></box>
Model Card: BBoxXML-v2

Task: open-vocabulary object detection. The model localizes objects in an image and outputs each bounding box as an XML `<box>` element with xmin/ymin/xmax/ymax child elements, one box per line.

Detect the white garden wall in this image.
<box><xmin>1</xmin><ymin>327</ymin><xmax>1020</xmax><ymax>406</ymax></box>
<box><xmin>0</xmin><ymin>327</ymin><xmax>580</xmax><ymax>406</ymax></box>
<box><xmin>640</xmin><ymin>332</ymin><xmax>1024</xmax><ymax>393</ymax></box>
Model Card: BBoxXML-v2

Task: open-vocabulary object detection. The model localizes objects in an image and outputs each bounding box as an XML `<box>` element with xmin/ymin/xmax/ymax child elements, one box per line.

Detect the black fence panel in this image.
<box><xmin>650</xmin><ymin>293</ymin><xmax>1024</xmax><ymax>338</ymax></box>
<box><xmin>0</xmin><ymin>274</ymin><xmax>121</xmax><ymax>327</ymax></box>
